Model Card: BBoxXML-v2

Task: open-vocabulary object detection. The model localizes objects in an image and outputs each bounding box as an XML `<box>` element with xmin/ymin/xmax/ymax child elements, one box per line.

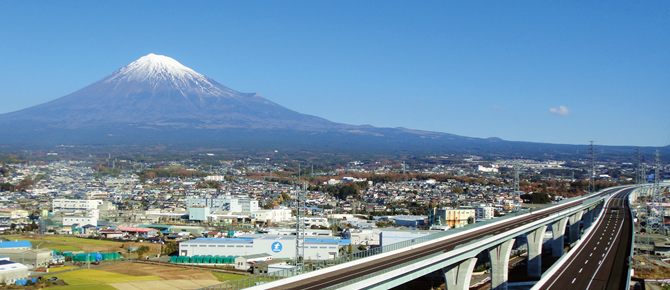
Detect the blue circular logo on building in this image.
<box><xmin>271</xmin><ymin>241</ymin><xmax>282</xmax><ymax>253</ymax></box>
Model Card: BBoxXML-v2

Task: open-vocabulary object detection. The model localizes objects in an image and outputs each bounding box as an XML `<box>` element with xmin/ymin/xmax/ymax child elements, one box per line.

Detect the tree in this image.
<box><xmin>136</xmin><ymin>245</ymin><xmax>151</xmax><ymax>257</ymax></box>
<box><xmin>224</xmin><ymin>175</ymin><xmax>236</xmax><ymax>182</ymax></box>
<box><xmin>467</xmin><ymin>216</ymin><xmax>475</xmax><ymax>224</ymax></box>
<box><xmin>451</xmin><ymin>186</ymin><xmax>464</xmax><ymax>194</ymax></box>
<box><xmin>263</xmin><ymin>201</ymin><xmax>279</xmax><ymax>209</ymax></box>
<box><xmin>161</xmin><ymin>241</ymin><xmax>178</xmax><ymax>256</ymax></box>
<box><xmin>281</xmin><ymin>193</ymin><xmax>292</xmax><ymax>202</ymax></box>
<box><xmin>0</xmin><ymin>183</ymin><xmax>14</xmax><ymax>192</ymax></box>
<box><xmin>520</xmin><ymin>192</ymin><xmax>551</xmax><ymax>204</ymax></box>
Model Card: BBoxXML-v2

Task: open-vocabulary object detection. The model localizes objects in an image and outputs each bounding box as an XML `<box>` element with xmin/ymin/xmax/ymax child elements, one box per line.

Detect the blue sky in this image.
<box><xmin>1</xmin><ymin>1</ymin><xmax>668</xmax><ymax>146</ymax></box>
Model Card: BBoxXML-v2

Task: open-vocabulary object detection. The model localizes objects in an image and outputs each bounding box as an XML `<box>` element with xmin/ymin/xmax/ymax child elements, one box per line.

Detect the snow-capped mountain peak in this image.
<box><xmin>103</xmin><ymin>53</ymin><xmax>227</xmax><ymax>95</ymax></box>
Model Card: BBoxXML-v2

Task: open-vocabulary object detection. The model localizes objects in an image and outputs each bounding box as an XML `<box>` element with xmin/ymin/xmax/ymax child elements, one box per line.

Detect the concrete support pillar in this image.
<box><xmin>582</xmin><ymin>210</ymin><xmax>595</xmax><ymax>229</ymax></box>
<box><xmin>443</xmin><ymin>257</ymin><xmax>478</xmax><ymax>290</ymax></box>
<box><xmin>551</xmin><ymin>217</ymin><xmax>568</xmax><ymax>257</ymax></box>
<box><xmin>488</xmin><ymin>238</ymin><xmax>515</xmax><ymax>290</ymax></box>
<box><xmin>568</xmin><ymin>211</ymin><xmax>583</xmax><ymax>244</ymax></box>
<box><xmin>526</xmin><ymin>225</ymin><xmax>547</xmax><ymax>277</ymax></box>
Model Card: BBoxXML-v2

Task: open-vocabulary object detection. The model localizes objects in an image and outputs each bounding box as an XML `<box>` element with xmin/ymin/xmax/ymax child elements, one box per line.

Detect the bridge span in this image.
<box><xmin>201</xmin><ymin>185</ymin><xmax>643</xmax><ymax>290</ymax></box>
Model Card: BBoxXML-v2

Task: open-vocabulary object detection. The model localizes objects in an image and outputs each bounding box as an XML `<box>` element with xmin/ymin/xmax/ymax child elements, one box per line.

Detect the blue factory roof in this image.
<box><xmin>0</xmin><ymin>240</ymin><xmax>32</xmax><ymax>249</ymax></box>
<box><xmin>306</xmin><ymin>238</ymin><xmax>350</xmax><ymax>245</ymax></box>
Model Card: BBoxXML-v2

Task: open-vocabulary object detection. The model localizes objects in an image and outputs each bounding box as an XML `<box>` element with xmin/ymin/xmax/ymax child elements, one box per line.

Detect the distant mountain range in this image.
<box><xmin>0</xmin><ymin>54</ymin><xmax>660</xmax><ymax>158</ymax></box>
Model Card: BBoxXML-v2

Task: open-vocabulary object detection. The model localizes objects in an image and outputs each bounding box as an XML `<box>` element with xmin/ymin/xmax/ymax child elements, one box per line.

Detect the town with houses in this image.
<box><xmin>0</xmin><ymin>153</ymin><xmax>666</xmax><ymax>287</ymax></box>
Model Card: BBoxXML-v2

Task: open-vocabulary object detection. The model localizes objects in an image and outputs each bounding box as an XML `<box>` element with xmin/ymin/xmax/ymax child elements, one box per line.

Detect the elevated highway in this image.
<box><xmin>201</xmin><ymin>185</ymin><xmax>639</xmax><ymax>290</ymax></box>
<box><xmin>534</xmin><ymin>187</ymin><xmax>636</xmax><ymax>290</ymax></box>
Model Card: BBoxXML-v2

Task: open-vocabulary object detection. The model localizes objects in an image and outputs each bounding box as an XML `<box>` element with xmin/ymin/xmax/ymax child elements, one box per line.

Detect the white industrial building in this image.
<box><xmin>0</xmin><ymin>261</ymin><xmax>29</xmax><ymax>284</ymax></box>
<box><xmin>462</xmin><ymin>205</ymin><xmax>495</xmax><ymax>220</ymax></box>
<box><xmin>62</xmin><ymin>216</ymin><xmax>98</xmax><ymax>227</ymax></box>
<box><xmin>263</xmin><ymin>228</ymin><xmax>333</xmax><ymax>237</ymax></box>
<box><xmin>204</xmin><ymin>175</ymin><xmax>226</xmax><ymax>182</ymax></box>
<box><xmin>251</xmin><ymin>209</ymin><xmax>292</xmax><ymax>224</ymax></box>
<box><xmin>187</xmin><ymin>197</ymin><xmax>259</xmax><ymax>213</ymax></box>
<box><xmin>476</xmin><ymin>165</ymin><xmax>499</xmax><ymax>173</ymax></box>
<box><xmin>342</xmin><ymin>228</ymin><xmax>381</xmax><ymax>246</ymax></box>
<box><xmin>179</xmin><ymin>236</ymin><xmax>348</xmax><ymax>261</ymax></box>
<box><xmin>52</xmin><ymin>199</ymin><xmax>102</xmax><ymax>212</ymax></box>
<box><xmin>299</xmin><ymin>217</ymin><xmax>330</xmax><ymax>228</ymax></box>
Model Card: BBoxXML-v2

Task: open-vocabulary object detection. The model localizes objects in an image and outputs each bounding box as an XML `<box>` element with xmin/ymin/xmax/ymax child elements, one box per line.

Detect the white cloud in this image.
<box><xmin>549</xmin><ymin>105</ymin><xmax>570</xmax><ymax>116</ymax></box>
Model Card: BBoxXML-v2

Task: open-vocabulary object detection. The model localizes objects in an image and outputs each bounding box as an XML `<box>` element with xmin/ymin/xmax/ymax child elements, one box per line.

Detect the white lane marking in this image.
<box><xmin>597</xmin><ymin>242</ymin><xmax>599</xmax><ymax>245</ymax></box>
<box><xmin>589</xmin><ymin>253</ymin><xmax>592</xmax><ymax>257</ymax></box>
<box><xmin>594</xmin><ymin>247</ymin><xmax>597</xmax><ymax>250</ymax></box>
<box><xmin>544</xmin><ymin>190</ymin><xmax>627</xmax><ymax>290</ymax></box>
<box><xmin>572</xmin><ymin>278</ymin><xmax>577</xmax><ymax>283</ymax></box>
<box><xmin>586</xmin><ymin>211</ymin><xmax>625</xmax><ymax>290</ymax></box>
<box><xmin>585</xmin><ymin>260</ymin><xmax>588</xmax><ymax>264</ymax></box>
<box><xmin>579</xmin><ymin>268</ymin><xmax>583</xmax><ymax>273</ymax></box>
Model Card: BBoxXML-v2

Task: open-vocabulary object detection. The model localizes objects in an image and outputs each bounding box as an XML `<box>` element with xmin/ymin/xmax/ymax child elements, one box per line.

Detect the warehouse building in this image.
<box><xmin>187</xmin><ymin>197</ymin><xmax>259</xmax><ymax>213</ymax></box>
<box><xmin>0</xmin><ymin>261</ymin><xmax>29</xmax><ymax>284</ymax></box>
<box><xmin>179</xmin><ymin>235</ymin><xmax>348</xmax><ymax>261</ymax></box>
<box><xmin>0</xmin><ymin>248</ymin><xmax>54</xmax><ymax>268</ymax></box>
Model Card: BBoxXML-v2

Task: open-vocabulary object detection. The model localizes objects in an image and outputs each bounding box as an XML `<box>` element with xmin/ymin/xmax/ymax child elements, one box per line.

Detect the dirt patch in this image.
<box><xmin>110</xmin><ymin>279</ymin><xmax>222</xmax><ymax>290</ymax></box>
<box><xmin>99</xmin><ymin>263</ymin><xmax>217</xmax><ymax>280</ymax></box>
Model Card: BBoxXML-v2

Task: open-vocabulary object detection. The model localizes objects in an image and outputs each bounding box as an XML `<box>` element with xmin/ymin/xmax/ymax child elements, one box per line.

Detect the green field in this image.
<box><xmin>44</xmin><ymin>269</ymin><xmax>162</xmax><ymax>288</ymax></box>
<box><xmin>210</xmin><ymin>271</ymin><xmax>247</xmax><ymax>282</ymax></box>
<box><xmin>5</xmin><ymin>234</ymin><xmax>124</xmax><ymax>252</ymax></box>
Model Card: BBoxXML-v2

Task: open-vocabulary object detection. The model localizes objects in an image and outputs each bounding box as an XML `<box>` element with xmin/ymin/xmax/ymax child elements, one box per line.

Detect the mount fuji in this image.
<box><xmin>0</xmin><ymin>54</ymin><xmax>339</xmax><ymax>130</ymax></box>
<box><xmin>0</xmin><ymin>53</ymin><xmax>538</xmax><ymax>154</ymax></box>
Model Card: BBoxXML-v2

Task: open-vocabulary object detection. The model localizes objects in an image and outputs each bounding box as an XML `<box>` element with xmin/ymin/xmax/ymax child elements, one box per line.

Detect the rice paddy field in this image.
<box><xmin>41</xmin><ymin>263</ymin><xmax>246</xmax><ymax>289</ymax></box>
<box><xmin>44</xmin><ymin>269</ymin><xmax>162</xmax><ymax>287</ymax></box>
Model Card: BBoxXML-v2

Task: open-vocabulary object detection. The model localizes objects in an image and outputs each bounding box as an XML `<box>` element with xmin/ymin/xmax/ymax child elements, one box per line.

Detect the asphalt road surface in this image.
<box><xmin>538</xmin><ymin>188</ymin><xmax>633</xmax><ymax>290</ymax></box>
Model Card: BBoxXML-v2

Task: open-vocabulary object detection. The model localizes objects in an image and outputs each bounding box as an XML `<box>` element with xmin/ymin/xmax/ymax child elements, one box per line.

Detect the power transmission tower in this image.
<box><xmin>294</xmin><ymin>181</ymin><xmax>306</xmax><ymax>274</ymax></box>
<box><xmin>588</xmin><ymin>141</ymin><xmax>596</xmax><ymax>193</ymax></box>
<box><xmin>635</xmin><ymin>148</ymin><xmax>640</xmax><ymax>184</ymax></box>
<box><xmin>636</xmin><ymin>148</ymin><xmax>648</xmax><ymax>185</ymax></box>
<box><xmin>648</xmin><ymin>151</ymin><xmax>665</xmax><ymax>235</ymax></box>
